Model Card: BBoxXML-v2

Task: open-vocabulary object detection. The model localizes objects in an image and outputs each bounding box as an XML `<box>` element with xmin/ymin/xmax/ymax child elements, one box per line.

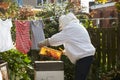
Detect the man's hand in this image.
<box><xmin>38</xmin><ymin>42</ymin><xmax>45</xmax><ymax>48</ymax></box>
<box><xmin>38</xmin><ymin>39</ymin><xmax>50</xmax><ymax>48</ymax></box>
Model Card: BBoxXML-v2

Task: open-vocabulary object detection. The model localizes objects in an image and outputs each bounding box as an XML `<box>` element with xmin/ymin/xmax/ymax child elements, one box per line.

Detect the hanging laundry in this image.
<box><xmin>15</xmin><ymin>20</ymin><xmax>31</xmax><ymax>54</ymax></box>
<box><xmin>0</xmin><ymin>70</ymin><xmax>3</xmax><ymax>80</ymax></box>
<box><xmin>0</xmin><ymin>18</ymin><xmax>14</xmax><ymax>52</ymax></box>
<box><xmin>30</xmin><ymin>19</ymin><xmax>45</xmax><ymax>50</ymax></box>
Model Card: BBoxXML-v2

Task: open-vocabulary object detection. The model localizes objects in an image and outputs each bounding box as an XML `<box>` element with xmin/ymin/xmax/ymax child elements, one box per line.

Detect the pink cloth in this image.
<box><xmin>15</xmin><ymin>20</ymin><xmax>31</xmax><ymax>54</ymax></box>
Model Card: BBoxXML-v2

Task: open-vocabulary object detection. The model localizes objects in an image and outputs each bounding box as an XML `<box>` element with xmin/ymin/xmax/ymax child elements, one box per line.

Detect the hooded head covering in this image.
<box><xmin>59</xmin><ymin>12</ymin><xmax>79</xmax><ymax>30</ymax></box>
<box><xmin>59</xmin><ymin>15</ymin><xmax>66</xmax><ymax>31</ymax></box>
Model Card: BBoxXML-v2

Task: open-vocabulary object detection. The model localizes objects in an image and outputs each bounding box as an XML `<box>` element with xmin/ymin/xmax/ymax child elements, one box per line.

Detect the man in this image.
<box><xmin>38</xmin><ymin>12</ymin><xmax>96</xmax><ymax>80</ymax></box>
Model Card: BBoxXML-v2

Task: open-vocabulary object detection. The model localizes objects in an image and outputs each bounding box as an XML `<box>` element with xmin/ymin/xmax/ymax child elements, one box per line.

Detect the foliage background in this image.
<box><xmin>1</xmin><ymin>0</ymin><xmax>120</xmax><ymax>80</ymax></box>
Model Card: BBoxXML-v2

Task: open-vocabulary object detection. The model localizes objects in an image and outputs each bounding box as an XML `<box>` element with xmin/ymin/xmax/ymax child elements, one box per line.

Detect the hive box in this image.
<box><xmin>34</xmin><ymin>61</ymin><xmax>64</xmax><ymax>80</ymax></box>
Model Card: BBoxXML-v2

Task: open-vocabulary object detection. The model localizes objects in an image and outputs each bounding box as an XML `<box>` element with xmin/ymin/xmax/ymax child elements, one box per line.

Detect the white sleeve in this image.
<box><xmin>48</xmin><ymin>31</ymin><xmax>68</xmax><ymax>46</ymax></box>
<box><xmin>9</xmin><ymin>18</ymin><xmax>13</xmax><ymax>28</ymax></box>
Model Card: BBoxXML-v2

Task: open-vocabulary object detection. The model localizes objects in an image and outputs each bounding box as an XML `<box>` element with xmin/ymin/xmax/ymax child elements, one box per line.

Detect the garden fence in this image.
<box><xmin>87</xmin><ymin>27</ymin><xmax>119</xmax><ymax>80</ymax></box>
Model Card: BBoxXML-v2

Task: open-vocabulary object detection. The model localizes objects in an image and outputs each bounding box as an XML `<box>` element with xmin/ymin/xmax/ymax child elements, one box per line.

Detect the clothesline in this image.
<box><xmin>0</xmin><ymin>15</ymin><xmax>56</xmax><ymax>22</ymax></box>
<box><xmin>1</xmin><ymin>15</ymin><xmax>117</xmax><ymax>22</ymax></box>
<box><xmin>0</xmin><ymin>18</ymin><xmax>45</xmax><ymax>54</ymax></box>
<box><xmin>10</xmin><ymin>16</ymin><xmax>56</xmax><ymax>22</ymax></box>
<box><xmin>79</xmin><ymin>17</ymin><xmax>118</xmax><ymax>21</ymax></box>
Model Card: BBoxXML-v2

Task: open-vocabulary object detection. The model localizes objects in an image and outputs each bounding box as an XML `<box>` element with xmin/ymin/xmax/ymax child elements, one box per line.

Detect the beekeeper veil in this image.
<box><xmin>59</xmin><ymin>15</ymin><xmax>66</xmax><ymax>31</ymax></box>
<box><xmin>59</xmin><ymin>12</ymin><xmax>79</xmax><ymax>31</ymax></box>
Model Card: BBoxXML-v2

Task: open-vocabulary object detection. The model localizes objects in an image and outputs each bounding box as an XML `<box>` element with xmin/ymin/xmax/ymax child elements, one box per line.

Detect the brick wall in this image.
<box><xmin>91</xmin><ymin>5</ymin><xmax>118</xmax><ymax>28</ymax></box>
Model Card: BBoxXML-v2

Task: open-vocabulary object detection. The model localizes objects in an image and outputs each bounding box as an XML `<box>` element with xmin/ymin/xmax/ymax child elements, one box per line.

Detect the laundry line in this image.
<box><xmin>79</xmin><ymin>17</ymin><xmax>118</xmax><ymax>21</ymax></box>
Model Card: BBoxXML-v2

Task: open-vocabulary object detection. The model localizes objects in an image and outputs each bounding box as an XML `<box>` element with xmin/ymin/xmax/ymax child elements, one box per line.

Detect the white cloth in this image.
<box><xmin>0</xmin><ymin>18</ymin><xmax>14</xmax><ymax>52</ymax></box>
<box><xmin>0</xmin><ymin>70</ymin><xmax>3</xmax><ymax>80</ymax></box>
<box><xmin>48</xmin><ymin>13</ymin><xmax>96</xmax><ymax>64</ymax></box>
<box><xmin>59</xmin><ymin>15</ymin><xmax>65</xmax><ymax>31</ymax></box>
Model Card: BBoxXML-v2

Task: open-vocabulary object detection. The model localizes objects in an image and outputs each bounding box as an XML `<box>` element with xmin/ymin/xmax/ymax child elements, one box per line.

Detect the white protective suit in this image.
<box><xmin>42</xmin><ymin>12</ymin><xmax>96</xmax><ymax>64</ymax></box>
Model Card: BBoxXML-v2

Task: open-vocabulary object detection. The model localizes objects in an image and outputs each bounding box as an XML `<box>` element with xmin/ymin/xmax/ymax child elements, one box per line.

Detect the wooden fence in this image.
<box><xmin>87</xmin><ymin>27</ymin><xmax>119</xmax><ymax>80</ymax></box>
<box><xmin>29</xmin><ymin>27</ymin><xmax>120</xmax><ymax>80</ymax></box>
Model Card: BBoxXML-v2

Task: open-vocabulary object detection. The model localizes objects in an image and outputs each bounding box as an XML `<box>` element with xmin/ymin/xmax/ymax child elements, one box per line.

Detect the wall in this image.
<box><xmin>90</xmin><ymin>2</ymin><xmax>118</xmax><ymax>28</ymax></box>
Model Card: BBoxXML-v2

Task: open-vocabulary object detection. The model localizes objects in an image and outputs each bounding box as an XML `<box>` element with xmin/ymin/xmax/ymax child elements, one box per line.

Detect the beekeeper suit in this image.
<box><xmin>38</xmin><ymin>12</ymin><xmax>95</xmax><ymax>80</ymax></box>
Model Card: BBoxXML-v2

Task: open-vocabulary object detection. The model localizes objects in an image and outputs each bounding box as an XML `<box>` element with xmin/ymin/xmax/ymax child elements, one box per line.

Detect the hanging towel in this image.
<box><xmin>0</xmin><ymin>18</ymin><xmax>14</xmax><ymax>52</ymax></box>
<box><xmin>0</xmin><ymin>70</ymin><xmax>3</xmax><ymax>80</ymax></box>
<box><xmin>15</xmin><ymin>20</ymin><xmax>31</xmax><ymax>54</ymax></box>
<box><xmin>30</xmin><ymin>20</ymin><xmax>45</xmax><ymax>50</ymax></box>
